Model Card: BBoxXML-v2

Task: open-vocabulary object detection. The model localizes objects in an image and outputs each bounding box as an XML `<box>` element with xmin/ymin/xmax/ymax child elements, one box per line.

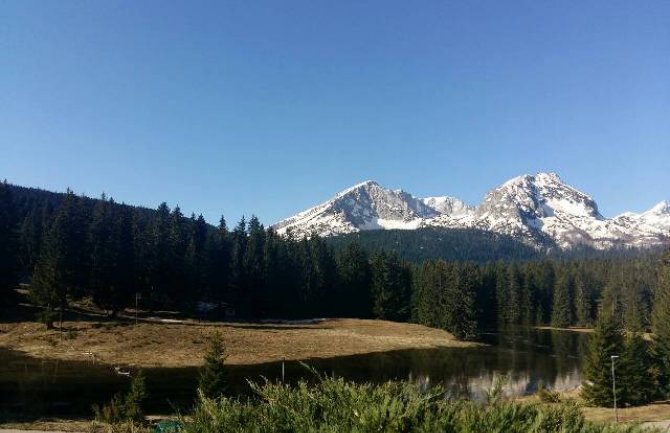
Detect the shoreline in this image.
<box><xmin>0</xmin><ymin>318</ymin><xmax>477</xmax><ymax>368</ymax></box>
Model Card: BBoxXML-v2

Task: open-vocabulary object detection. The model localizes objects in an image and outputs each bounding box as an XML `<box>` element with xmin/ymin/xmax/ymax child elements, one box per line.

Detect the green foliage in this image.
<box><xmin>198</xmin><ymin>332</ymin><xmax>227</xmax><ymax>399</ymax></box>
<box><xmin>536</xmin><ymin>382</ymin><xmax>561</xmax><ymax>403</ymax></box>
<box><xmin>93</xmin><ymin>370</ymin><xmax>147</xmax><ymax>424</ymax></box>
<box><xmin>551</xmin><ymin>271</ymin><xmax>574</xmax><ymax>328</ymax></box>
<box><xmin>184</xmin><ymin>375</ymin><xmax>648</xmax><ymax>433</ymax></box>
<box><xmin>0</xmin><ymin>181</ymin><xmax>19</xmax><ymax>308</ymax></box>
<box><xmin>618</xmin><ymin>333</ymin><xmax>656</xmax><ymax>405</ymax></box>
<box><xmin>581</xmin><ymin>315</ymin><xmax>625</xmax><ymax>406</ymax></box>
<box><xmin>651</xmin><ymin>249</ymin><xmax>670</xmax><ymax>395</ymax></box>
<box><xmin>3</xmin><ymin>182</ymin><xmax>668</xmax><ymax>346</ymax></box>
<box><xmin>328</xmin><ymin>227</ymin><xmax>541</xmax><ymax>263</ymax></box>
<box><xmin>412</xmin><ymin>260</ymin><xmax>479</xmax><ymax>340</ymax></box>
<box><xmin>30</xmin><ymin>190</ymin><xmax>90</xmax><ymax>314</ymax></box>
<box><xmin>370</xmin><ymin>251</ymin><xmax>411</xmax><ymax>321</ymax></box>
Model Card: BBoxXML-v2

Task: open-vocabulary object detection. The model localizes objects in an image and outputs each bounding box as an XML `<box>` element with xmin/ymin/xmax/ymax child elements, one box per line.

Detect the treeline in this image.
<box><xmin>0</xmin><ymin>183</ymin><xmax>408</xmax><ymax>322</ymax></box>
<box><xmin>0</xmin><ymin>182</ymin><xmax>666</xmax><ymax>342</ymax></box>
<box><xmin>412</xmin><ymin>256</ymin><xmax>662</xmax><ymax>339</ymax></box>
<box><xmin>328</xmin><ymin>227</ymin><xmax>541</xmax><ymax>263</ymax></box>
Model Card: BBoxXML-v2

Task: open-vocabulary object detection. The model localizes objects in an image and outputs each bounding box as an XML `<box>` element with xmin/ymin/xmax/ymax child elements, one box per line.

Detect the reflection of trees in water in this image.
<box><xmin>1</xmin><ymin>329</ymin><xmax>590</xmax><ymax>418</ymax></box>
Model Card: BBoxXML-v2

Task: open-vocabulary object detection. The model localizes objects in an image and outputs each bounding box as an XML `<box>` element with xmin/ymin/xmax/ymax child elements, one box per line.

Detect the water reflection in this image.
<box><xmin>0</xmin><ymin>327</ymin><xmax>589</xmax><ymax>419</ymax></box>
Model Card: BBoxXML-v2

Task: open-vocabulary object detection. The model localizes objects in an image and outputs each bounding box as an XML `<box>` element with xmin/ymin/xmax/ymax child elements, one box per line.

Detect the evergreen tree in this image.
<box><xmin>370</xmin><ymin>251</ymin><xmax>411</xmax><ymax>321</ymax></box>
<box><xmin>229</xmin><ymin>217</ymin><xmax>247</xmax><ymax>312</ymax></box>
<box><xmin>651</xmin><ymin>249</ymin><xmax>670</xmax><ymax>395</ymax></box>
<box><xmin>574</xmin><ymin>270</ymin><xmax>593</xmax><ymax>327</ymax></box>
<box><xmin>452</xmin><ymin>263</ymin><xmax>479</xmax><ymax>340</ymax></box>
<box><xmin>581</xmin><ymin>314</ymin><xmax>625</xmax><ymax>406</ymax></box>
<box><xmin>551</xmin><ymin>271</ymin><xmax>574</xmax><ymax>328</ymax></box>
<box><xmin>88</xmin><ymin>196</ymin><xmax>135</xmax><ymax>315</ymax></box>
<box><xmin>185</xmin><ymin>214</ymin><xmax>208</xmax><ymax>300</ymax></box>
<box><xmin>0</xmin><ymin>181</ymin><xmax>19</xmax><ymax>307</ymax></box>
<box><xmin>199</xmin><ymin>332</ymin><xmax>227</xmax><ymax>399</ymax></box>
<box><xmin>31</xmin><ymin>191</ymin><xmax>89</xmax><ymax>327</ymax></box>
<box><xmin>124</xmin><ymin>370</ymin><xmax>147</xmax><ymax>422</ymax></box>
<box><xmin>618</xmin><ymin>333</ymin><xmax>655</xmax><ymax>405</ymax></box>
<box><xmin>334</xmin><ymin>240</ymin><xmax>371</xmax><ymax>317</ymax></box>
<box><xmin>243</xmin><ymin>216</ymin><xmax>265</xmax><ymax>317</ymax></box>
<box><xmin>206</xmin><ymin>216</ymin><xmax>230</xmax><ymax>307</ymax></box>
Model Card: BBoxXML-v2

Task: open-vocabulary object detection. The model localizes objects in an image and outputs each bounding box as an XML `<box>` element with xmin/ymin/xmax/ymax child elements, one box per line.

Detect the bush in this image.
<box><xmin>94</xmin><ymin>370</ymin><xmax>147</xmax><ymax>427</ymax></box>
<box><xmin>183</xmin><ymin>375</ymin><xmax>652</xmax><ymax>433</ymax></box>
<box><xmin>537</xmin><ymin>382</ymin><xmax>561</xmax><ymax>403</ymax></box>
<box><xmin>198</xmin><ymin>332</ymin><xmax>227</xmax><ymax>399</ymax></box>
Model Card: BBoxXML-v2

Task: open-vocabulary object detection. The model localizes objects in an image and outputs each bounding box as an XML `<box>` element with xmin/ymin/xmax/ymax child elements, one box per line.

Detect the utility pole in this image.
<box><xmin>611</xmin><ymin>355</ymin><xmax>619</xmax><ymax>422</ymax></box>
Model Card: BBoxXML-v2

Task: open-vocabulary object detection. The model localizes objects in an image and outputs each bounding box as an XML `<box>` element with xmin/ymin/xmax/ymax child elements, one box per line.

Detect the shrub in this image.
<box><xmin>537</xmin><ymin>382</ymin><xmax>561</xmax><ymax>403</ymax></box>
<box><xmin>198</xmin><ymin>332</ymin><xmax>227</xmax><ymax>399</ymax></box>
<box><xmin>93</xmin><ymin>370</ymin><xmax>147</xmax><ymax>427</ymax></box>
<box><xmin>183</xmin><ymin>375</ymin><xmax>652</xmax><ymax>433</ymax></box>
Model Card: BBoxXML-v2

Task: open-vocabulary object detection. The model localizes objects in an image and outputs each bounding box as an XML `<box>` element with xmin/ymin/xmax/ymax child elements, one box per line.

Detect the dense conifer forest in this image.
<box><xmin>0</xmin><ymin>182</ymin><xmax>667</xmax><ymax>343</ymax></box>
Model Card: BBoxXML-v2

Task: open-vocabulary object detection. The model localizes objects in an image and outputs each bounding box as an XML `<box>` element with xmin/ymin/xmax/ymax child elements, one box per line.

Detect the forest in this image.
<box><xmin>0</xmin><ymin>182</ymin><xmax>667</xmax><ymax>342</ymax></box>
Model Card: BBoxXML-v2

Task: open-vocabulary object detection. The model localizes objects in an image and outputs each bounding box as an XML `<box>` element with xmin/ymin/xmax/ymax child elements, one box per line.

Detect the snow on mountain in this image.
<box><xmin>612</xmin><ymin>201</ymin><xmax>670</xmax><ymax>246</ymax></box>
<box><xmin>421</xmin><ymin>196</ymin><xmax>474</xmax><ymax>217</ymax></box>
<box><xmin>273</xmin><ymin>180</ymin><xmax>440</xmax><ymax>238</ymax></box>
<box><xmin>272</xmin><ymin>173</ymin><xmax>669</xmax><ymax>250</ymax></box>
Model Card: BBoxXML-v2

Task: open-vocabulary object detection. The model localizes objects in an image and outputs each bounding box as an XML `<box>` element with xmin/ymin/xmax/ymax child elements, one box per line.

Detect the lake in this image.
<box><xmin>0</xmin><ymin>327</ymin><xmax>589</xmax><ymax>419</ymax></box>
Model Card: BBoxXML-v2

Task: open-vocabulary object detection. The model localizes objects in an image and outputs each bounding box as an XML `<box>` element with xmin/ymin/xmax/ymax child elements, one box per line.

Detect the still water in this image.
<box><xmin>0</xmin><ymin>327</ymin><xmax>589</xmax><ymax>418</ymax></box>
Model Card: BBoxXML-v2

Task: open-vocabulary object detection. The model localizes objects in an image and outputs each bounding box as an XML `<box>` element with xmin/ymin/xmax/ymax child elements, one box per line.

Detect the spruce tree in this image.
<box><xmin>0</xmin><ymin>181</ymin><xmax>19</xmax><ymax>308</ymax></box>
<box><xmin>651</xmin><ymin>249</ymin><xmax>670</xmax><ymax>395</ymax></box>
<box><xmin>551</xmin><ymin>271</ymin><xmax>573</xmax><ymax>328</ymax></box>
<box><xmin>31</xmin><ymin>191</ymin><xmax>89</xmax><ymax>327</ymax></box>
<box><xmin>370</xmin><ymin>251</ymin><xmax>410</xmax><ymax>321</ymax></box>
<box><xmin>199</xmin><ymin>332</ymin><xmax>227</xmax><ymax>399</ymax></box>
<box><xmin>452</xmin><ymin>263</ymin><xmax>479</xmax><ymax>340</ymax></box>
<box><xmin>581</xmin><ymin>314</ymin><xmax>625</xmax><ymax>406</ymax></box>
<box><xmin>574</xmin><ymin>270</ymin><xmax>593</xmax><ymax>327</ymax></box>
<box><xmin>619</xmin><ymin>333</ymin><xmax>655</xmax><ymax>405</ymax></box>
<box><xmin>335</xmin><ymin>241</ymin><xmax>371</xmax><ymax>318</ymax></box>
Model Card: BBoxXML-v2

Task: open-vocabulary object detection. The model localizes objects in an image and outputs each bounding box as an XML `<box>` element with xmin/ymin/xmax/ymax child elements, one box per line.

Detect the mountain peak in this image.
<box><xmin>273</xmin><ymin>173</ymin><xmax>669</xmax><ymax>250</ymax></box>
<box><xmin>646</xmin><ymin>200</ymin><xmax>670</xmax><ymax>215</ymax></box>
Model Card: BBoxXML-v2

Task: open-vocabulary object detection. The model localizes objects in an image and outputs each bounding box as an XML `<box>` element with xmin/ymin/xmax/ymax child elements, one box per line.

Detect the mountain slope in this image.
<box><xmin>273</xmin><ymin>173</ymin><xmax>669</xmax><ymax>250</ymax></box>
<box><xmin>274</xmin><ymin>180</ymin><xmax>462</xmax><ymax>238</ymax></box>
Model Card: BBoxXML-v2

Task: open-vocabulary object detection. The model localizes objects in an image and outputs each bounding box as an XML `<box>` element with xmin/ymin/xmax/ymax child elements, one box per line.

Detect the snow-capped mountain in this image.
<box><xmin>273</xmin><ymin>173</ymin><xmax>670</xmax><ymax>250</ymax></box>
<box><xmin>273</xmin><ymin>180</ymin><xmax>461</xmax><ymax>237</ymax></box>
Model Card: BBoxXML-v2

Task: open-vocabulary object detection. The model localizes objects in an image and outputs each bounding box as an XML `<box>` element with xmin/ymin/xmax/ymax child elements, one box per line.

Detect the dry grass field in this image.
<box><xmin>0</xmin><ymin>317</ymin><xmax>475</xmax><ymax>367</ymax></box>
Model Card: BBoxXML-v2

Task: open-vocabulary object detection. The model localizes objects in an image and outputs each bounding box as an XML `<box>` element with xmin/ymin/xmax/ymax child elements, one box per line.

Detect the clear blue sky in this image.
<box><xmin>2</xmin><ymin>1</ymin><xmax>668</xmax><ymax>225</ymax></box>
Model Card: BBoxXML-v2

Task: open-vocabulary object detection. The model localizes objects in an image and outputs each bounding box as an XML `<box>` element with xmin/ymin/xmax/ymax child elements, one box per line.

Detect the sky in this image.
<box><xmin>2</xmin><ymin>1</ymin><xmax>669</xmax><ymax>225</ymax></box>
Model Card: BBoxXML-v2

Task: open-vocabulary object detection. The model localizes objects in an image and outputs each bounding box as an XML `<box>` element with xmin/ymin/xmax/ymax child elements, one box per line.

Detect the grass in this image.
<box><xmin>0</xmin><ymin>316</ymin><xmax>475</xmax><ymax>367</ymax></box>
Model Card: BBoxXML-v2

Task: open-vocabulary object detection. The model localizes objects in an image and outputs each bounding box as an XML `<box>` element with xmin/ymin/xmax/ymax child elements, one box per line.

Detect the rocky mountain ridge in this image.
<box><xmin>273</xmin><ymin>172</ymin><xmax>669</xmax><ymax>250</ymax></box>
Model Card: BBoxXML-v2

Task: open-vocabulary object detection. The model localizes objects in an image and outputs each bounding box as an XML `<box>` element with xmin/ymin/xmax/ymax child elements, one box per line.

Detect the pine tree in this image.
<box><xmin>334</xmin><ymin>241</ymin><xmax>371</xmax><ymax>317</ymax></box>
<box><xmin>0</xmin><ymin>181</ymin><xmax>19</xmax><ymax>308</ymax></box>
<box><xmin>199</xmin><ymin>332</ymin><xmax>227</xmax><ymax>399</ymax></box>
<box><xmin>124</xmin><ymin>370</ymin><xmax>147</xmax><ymax>422</ymax></box>
<box><xmin>89</xmin><ymin>196</ymin><xmax>127</xmax><ymax>315</ymax></box>
<box><xmin>619</xmin><ymin>333</ymin><xmax>655</xmax><ymax>405</ymax></box>
<box><xmin>30</xmin><ymin>191</ymin><xmax>89</xmax><ymax>327</ymax></box>
<box><xmin>651</xmin><ymin>249</ymin><xmax>670</xmax><ymax>395</ymax></box>
<box><xmin>574</xmin><ymin>270</ymin><xmax>593</xmax><ymax>327</ymax></box>
<box><xmin>205</xmin><ymin>216</ymin><xmax>230</xmax><ymax>308</ymax></box>
<box><xmin>581</xmin><ymin>314</ymin><xmax>625</xmax><ymax>406</ymax></box>
<box><xmin>452</xmin><ymin>263</ymin><xmax>479</xmax><ymax>340</ymax></box>
<box><xmin>370</xmin><ymin>251</ymin><xmax>410</xmax><ymax>321</ymax></box>
<box><xmin>551</xmin><ymin>271</ymin><xmax>574</xmax><ymax>328</ymax></box>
